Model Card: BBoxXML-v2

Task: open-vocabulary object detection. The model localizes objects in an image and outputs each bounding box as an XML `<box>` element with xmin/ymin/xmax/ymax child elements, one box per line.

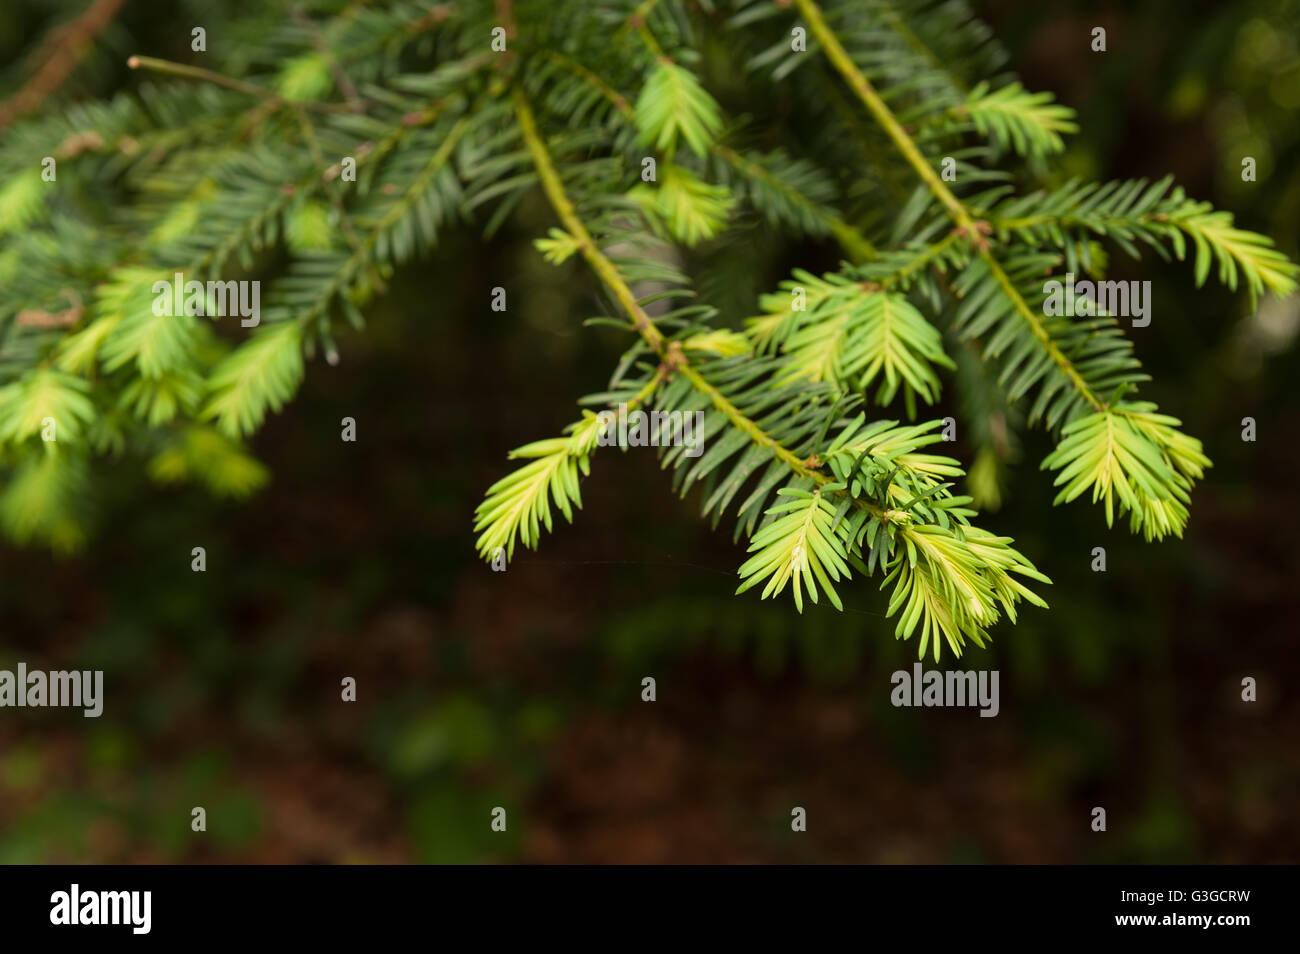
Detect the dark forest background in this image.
<box><xmin>0</xmin><ymin>0</ymin><xmax>1297</xmax><ymax>863</ymax></box>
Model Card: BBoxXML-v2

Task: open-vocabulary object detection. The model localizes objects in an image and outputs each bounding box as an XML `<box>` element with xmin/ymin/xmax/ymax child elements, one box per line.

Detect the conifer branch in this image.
<box><xmin>710</xmin><ymin>144</ymin><xmax>876</xmax><ymax>262</ymax></box>
<box><xmin>126</xmin><ymin>55</ymin><xmax>362</xmax><ymax>114</ymax></box>
<box><xmin>5</xmin><ymin>0</ymin><xmax>1284</xmax><ymax>645</ymax></box>
<box><xmin>539</xmin><ymin>51</ymin><xmax>634</xmax><ymax>119</ymax></box>
<box><xmin>537</xmin><ymin>50</ymin><xmax>873</xmax><ymax>262</ymax></box>
<box><xmin>513</xmin><ymin>86</ymin><xmax>832</xmax><ymax>490</ymax></box>
<box><xmin>514</xmin><ymin>87</ymin><xmax>666</xmax><ymax>354</ymax></box>
<box><xmin>793</xmin><ymin>0</ymin><xmax>1102</xmax><ymax>412</ymax></box>
<box><xmin>793</xmin><ymin>0</ymin><xmax>974</xmax><ymax>230</ymax></box>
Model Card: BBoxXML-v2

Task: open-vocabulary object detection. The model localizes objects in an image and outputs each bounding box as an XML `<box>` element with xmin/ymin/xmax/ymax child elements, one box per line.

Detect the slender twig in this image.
<box><xmin>495</xmin><ymin>0</ymin><xmax>516</xmax><ymax>37</ymax></box>
<box><xmin>0</xmin><ymin>0</ymin><xmax>128</xmax><ymax>130</ymax></box>
<box><xmin>876</xmin><ymin>231</ymin><xmax>961</xmax><ymax>289</ymax></box>
<box><xmin>126</xmin><ymin>55</ymin><xmax>362</xmax><ymax>114</ymax></box>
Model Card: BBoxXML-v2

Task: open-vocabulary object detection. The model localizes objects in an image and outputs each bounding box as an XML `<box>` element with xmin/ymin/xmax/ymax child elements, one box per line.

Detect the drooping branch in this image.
<box><xmin>513</xmin><ymin>86</ymin><xmax>837</xmax><ymax>488</ymax></box>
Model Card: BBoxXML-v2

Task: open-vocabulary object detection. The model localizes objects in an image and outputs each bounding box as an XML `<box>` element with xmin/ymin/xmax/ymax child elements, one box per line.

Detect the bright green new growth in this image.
<box><xmin>633</xmin><ymin>60</ymin><xmax>723</xmax><ymax>159</ymax></box>
<box><xmin>474</xmin><ymin>411</ymin><xmax>605</xmax><ymax>563</ymax></box>
<box><xmin>2</xmin><ymin>0</ymin><xmax>1295</xmax><ymax>659</ymax></box>
<box><xmin>748</xmin><ymin>270</ymin><xmax>955</xmax><ymax>409</ymax></box>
